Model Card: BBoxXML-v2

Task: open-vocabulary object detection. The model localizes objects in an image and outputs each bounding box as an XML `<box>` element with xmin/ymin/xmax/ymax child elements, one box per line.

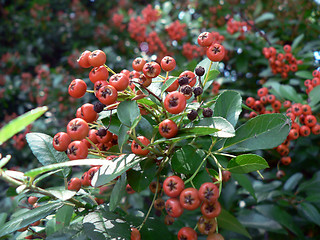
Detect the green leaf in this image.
<box><xmin>46</xmin><ymin>222</ymin><xmax>87</xmax><ymax>240</ymax></box>
<box><xmin>278</xmin><ymin>84</ymin><xmax>304</xmax><ymax>103</ymax></box>
<box><xmin>283</xmin><ymin>173</ymin><xmax>303</xmax><ymax>191</ymax></box>
<box><xmin>223</xmin><ymin>114</ymin><xmax>291</xmax><ymax>152</ymax></box>
<box><xmin>236</xmin><ymin>52</ymin><xmax>249</xmax><ymax>73</ymax></box>
<box><xmin>264</xmin><ymin>81</ymin><xmax>303</xmax><ymax>103</ymax></box>
<box><xmin>25</xmin><ymin>159</ymin><xmax>115</xmax><ymax>178</ymax></box>
<box><xmin>171</xmin><ymin>145</ymin><xmax>205</xmax><ymax>174</ymax></box>
<box><xmin>255</xmin><ymin>204</ymin><xmax>303</xmax><ymax>237</ymax></box>
<box><xmin>305</xmin><ymin>193</ymin><xmax>320</xmax><ymax>203</ymax></box>
<box><xmin>213</xmin><ymin>90</ymin><xmax>242</xmax><ymax>127</ymax></box>
<box><xmin>299</xmin><ymin>202</ymin><xmax>320</xmax><ymax>226</ymax></box>
<box><xmin>34</xmin><ymin>169</ymin><xmax>64</xmax><ymax>185</ymax></box>
<box><xmin>47</xmin><ymin>189</ymin><xmax>77</xmax><ymax>201</ymax></box>
<box><xmin>0</xmin><ymin>213</ymin><xmax>7</xmax><ymax>226</ymax></box>
<box><xmin>227</xmin><ymin>154</ymin><xmax>269</xmax><ymax>174</ymax></box>
<box><xmin>118</xmin><ymin>124</ymin><xmax>130</xmax><ymax>152</ymax></box>
<box><xmin>26</xmin><ymin>133</ymin><xmax>70</xmax><ymax>177</ymax></box>
<box><xmin>192</xmin><ymin>170</ymin><xmax>213</xmax><ymax>189</ymax></box>
<box><xmin>101</xmin><ymin>112</ymin><xmax>121</xmax><ymax>136</ymax></box>
<box><xmin>56</xmin><ymin>205</ymin><xmax>74</xmax><ymax>227</ymax></box>
<box><xmin>0</xmin><ymin>201</ymin><xmax>64</xmax><ymax>237</ymax></box>
<box><xmin>179</xmin><ymin>126</ymin><xmax>220</xmax><ymax>136</ymax></box>
<box><xmin>232</xmin><ymin>173</ymin><xmax>256</xmax><ymax>200</ymax></box>
<box><xmin>0</xmin><ymin>106</ymin><xmax>48</xmax><ymax>145</ymax></box>
<box><xmin>297</xmin><ymin>178</ymin><xmax>320</xmax><ymax>193</ymax></box>
<box><xmin>195</xmin><ymin>117</ymin><xmax>235</xmax><ymax>138</ymax></box>
<box><xmin>109</xmin><ymin>173</ymin><xmax>127</xmax><ymax>211</ymax></box>
<box><xmin>127</xmin><ymin>159</ymin><xmax>157</xmax><ymax>192</ymax></box>
<box><xmin>161</xmin><ymin>76</ymin><xmax>178</xmax><ymax>93</ymax></box>
<box><xmin>309</xmin><ymin>85</ymin><xmax>320</xmax><ymax>108</ymax></box>
<box><xmin>295</xmin><ymin>70</ymin><xmax>313</xmax><ymax>79</ymax></box>
<box><xmin>135</xmin><ymin>116</ymin><xmax>154</xmax><ymax>139</ymax></box>
<box><xmin>291</xmin><ymin>34</ymin><xmax>304</xmax><ymax>51</ymax></box>
<box><xmin>238</xmin><ymin>210</ymin><xmax>286</xmax><ymax>234</ymax></box>
<box><xmin>217</xmin><ymin>208</ymin><xmax>251</xmax><ymax>239</ymax></box>
<box><xmin>117</xmin><ymin>100</ymin><xmax>140</xmax><ymax>127</ymax></box>
<box><xmin>83</xmin><ymin>207</ymin><xmax>130</xmax><ymax>240</ymax></box>
<box><xmin>204</xmin><ymin>69</ymin><xmax>220</xmax><ymax>90</ymax></box>
<box><xmin>255</xmin><ymin>12</ymin><xmax>275</xmax><ymax>24</ymax></box>
<box><xmin>92</xmin><ymin>154</ymin><xmax>146</xmax><ymax>187</ymax></box>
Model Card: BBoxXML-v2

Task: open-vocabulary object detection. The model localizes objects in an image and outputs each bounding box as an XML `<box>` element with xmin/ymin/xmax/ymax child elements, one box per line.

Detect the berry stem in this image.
<box><xmin>103</xmin><ymin>64</ymin><xmax>116</xmax><ymax>75</ymax></box>
<box><xmin>85</xmin><ymin>137</ymin><xmax>103</xmax><ymax>157</ymax></box>
<box><xmin>138</xmin><ymin>176</ymin><xmax>160</xmax><ymax>231</ymax></box>
<box><xmin>158</xmin><ymin>75</ymin><xmax>166</xmax><ymax>80</ymax></box>
<box><xmin>203</xmin><ymin>61</ymin><xmax>213</xmax><ymax>88</ymax></box>
<box><xmin>184</xmin><ymin>138</ymin><xmax>216</xmax><ymax>185</ymax></box>
<box><xmin>256</xmin><ymin>170</ymin><xmax>264</xmax><ymax>180</ymax></box>
<box><xmin>210</xmin><ymin>153</ymin><xmax>223</xmax><ymax>195</ymax></box>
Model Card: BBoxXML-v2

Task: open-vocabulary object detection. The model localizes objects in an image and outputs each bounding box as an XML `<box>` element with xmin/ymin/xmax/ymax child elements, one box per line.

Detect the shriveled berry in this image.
<box><xmin>203</xmin><ymin>108</ymin><xmax>213</xmax><ymax>118</ymax></box>
<box><xmin>195</xmin><ymin>66</ymin><xmax>205</xmax><ymax>76</ymax></box>
<box><xmin>178</xmin><ymin>76</ymin><xmax>189</xmax><ymax>86</ymax></box>
<box><xmin>187</xmin><ymin>110</ymin><xmax>198</xmax><ymax>121</ymax></box>
<box><xmin>94</xmin><ymin>101</ymin><xmax>105</xmax><ymax>113</ymax></box>
<box><xmin>193</xmin><ymin>87</ymin><xmax>203</xmax><ymax>97</ymax></box>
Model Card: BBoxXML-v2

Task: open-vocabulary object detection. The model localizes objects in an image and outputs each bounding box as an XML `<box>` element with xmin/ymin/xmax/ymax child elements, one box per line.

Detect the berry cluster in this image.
<box><xmin>226</xmin><ymin>17</ymin><xmax>253</xmax><ymax>40</ymax></box>
<box><xmin>197</xmin><ymin>32</ymin><xmax>226</xmax><ymax>62</ymax></box>
<box><xmin>245</xmin><ymin>86</ymin><xmax>320</xmax><ymax>170</ymax></box>
<box><xmin>304</xmin><ymin>69</ymin><xmax>320</xmax><ymax>94</ymax></box>
<box><xmin>49</xmin><ymin>39</ymin><xmax>227</xmax><ymax>239</ymax></box>
<box><xmin>262</xmin><ymin>45</ymin><xmax>303</xmax><ymax>78</ymax></box>
<box><xmin>163</xmin><ymin>176</ymin><xmax>223</xmax><ymax>239</ymax></box>
<box><xmin>165</xmin><ymin>20</ymin><xmax>187</xmax><ymax>41</ymax></box>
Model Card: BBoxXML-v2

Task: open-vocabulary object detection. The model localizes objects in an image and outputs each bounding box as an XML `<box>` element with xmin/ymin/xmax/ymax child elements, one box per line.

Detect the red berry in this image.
<box><xmin>177</xmin><ymin>227</ymin><xmax>198</xmax><ymax>240</ymax></box>
<box><xmin>304</xmin><ymin>115</ymin><xmax>317</xmax><ymax>127</ymax></box>
<box><xmin>77</xmin><ymin>50</ymin><xmax>91</xmax><ymax>68</ymax></box>
<box><xmin>198</xmin><ymin>32</ymin><xmax>214</xmax><ymax>47</ymax></box>
<box><xmin>180</xmin><ymin>188</ymin><xmax>201</xmax><ymax>210</ymax></box>
<box><xmin>165</xmin><ymin>198</ymin><xmax>184</xmax><ymax>218</ymax></box>
<box><xmin>164</xmin><ymin>91</ymin><xmax>187</xmax><ymax>114</ymax></box>
<box><xmin>245</xmin><ymin>97</ymin><xmax>255</xmax><ymax>107</ymax></box>
<box><xmin>206</xmin><ymin>43</ymin><xmax>225</xmax><ymax>62</ymax></box>
<box><xmin>89</xmin><ymin>66</ymin><xmax>109</xmax><ymax>84</ymax></box>
<box><xmin>88</xmin><ymin>50</ymin><xmax>106</xmax><ymax>67</ymax></box>
<box><xmin>132</xmin><ymin>57</ymin><xmax>146</xmax><ymax>72</ymax></box>
<box><xmin>299</xmin><ymin>125</ymin><xmax>311</xmax><ymax>137</ymax></box>
<box><xmin>200</xmin><ymin>201</ymin><xmax>221</xmax><ymax>218</ymax></box>
<box><xmin>67</xmin><ymin>140</ymin><xmax>88</xmax><ymax>160</ymax></box>
<box><xmin>68</xmin><ymin>79</ymin><xmax>87</xmax><ymax>98</ymax></box>
<box><xmin>163</xmin><ymin>175</ymin><xmax>185</xmax><ymax>197</ymax></box>
<box><xmin>68</xmin><ymin>177</ymin><xmax>82</xmax><ymax>191</ymax></box>
<box><xmin>179</xmin><ymin>70</ymin><xmax>196</xmax><ymax>87</ymax></box>
<box><xmin>67</xmin><ymin>118</ymin><xmax>89</xmax><ymax>140</ymax></box>
<box><xmin>81</xmin><ymin>171</ymin><xmax>90</xmax><ymax>187</ymax></box>
<box><xmin>280</xmin><ymin>156</ymin><xmax>291</xmax><ymax>165</ymax></box>
<box><xmin>257</xmin><ymin>87</ymin><xmax>268</xmax><ymax>97</ymax></box>
<box><xmin>131</xmin><ymin>227</ymin><xmax>141</xmax><ymax>240</ymax></box>
<box><xmin>28</xmin><ymin>196</ymin><xmax>38</xmax><ymax>205</ymax></box>
<box><xmin>159</xmin><ymin>119</ymin><xmax>178</xmax><ymax>138</ymax></box>
<box><xmin>142</xmin><ymin>62</ymin><xmax>161</xmax><ymax>78</ymax></box>
<box><xmin>131</xmin><ymin>136</ymin><xmax>150</xmax><ymax>156</ymax></box>
<box><xmin>79</xmin><ymin>103</ymin><xmax>98</xmax><ymax>123</ymax></box>
<box><xmin>161</xmin><ymin>56</ymin><xmax>176</xmax><ymax>72</ymax></box>
<box><xmin>97</xmin><ymin>85</ymin><xmax>118</xmax><ymax>105</ymax></box>
<box><xmin>53</xmin><ymin>132</ymin><xmax>71</xmax><ymax>152</ymax></box>
<box><xmin>198</xmin><ymin>182</ymin><xmax>219</xmax><ymax>203</ymax></box>
<box><xmin>164</xmin><ymin>77</ymin><xmax>179</xmax><ymax>92</ymax></box>
<box><xmin>109</xmin><ymin>73</ymin><xmax>129</xmax><ymax>91</ymax></box>
<box><xmin>207</xmin><ymin>233</ymin><xmax>225</xmax><ymax>240</ymax></box>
